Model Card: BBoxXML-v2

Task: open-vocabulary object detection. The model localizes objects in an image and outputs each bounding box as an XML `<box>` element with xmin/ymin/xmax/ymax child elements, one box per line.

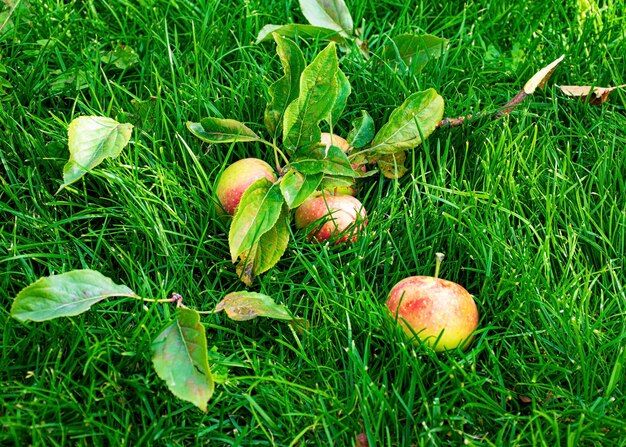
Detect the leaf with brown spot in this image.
<box><xmin>215</xmin><ymin>291</ymin><xmax>297</xmax><ymax>323</ymax></box>
<box><xmin>559</xmin><ymin>84</ymin><xmax>626</xmax><ymax>105</ymax></box>
<box><xmin>151</xmin><ymin>307</ymin><xmax>214</xmax><ymax>412</ymax></box>
<box><xmin>377</xmin><ymin>151</ymin><xmax>408</xmax><ymax>179</ymax></box>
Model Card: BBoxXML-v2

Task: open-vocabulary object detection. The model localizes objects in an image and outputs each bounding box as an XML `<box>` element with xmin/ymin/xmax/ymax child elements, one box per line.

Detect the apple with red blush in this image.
<box><xmin>294</xmin><ymin>192</ymin><xmax>367</xmax><ymax>244</ymax></box>
<box><xmin>215</xmin><ymin>158</ymin><xmax>276</xmax><ymax>216</ymax></box>
<box><xmin>386</xmin><ymin>253</ymin><xmax>479</xmax><ymax>351</ymax></box>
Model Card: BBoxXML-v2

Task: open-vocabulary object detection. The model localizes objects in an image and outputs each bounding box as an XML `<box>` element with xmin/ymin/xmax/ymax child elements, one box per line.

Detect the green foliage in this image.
<box><xmin>264</xmin><ymin>34</ymin><xmax>306</xmax><ymax>140</ymax></box>
<box><xmin>2</xmin><ymin>0</ymin><xmax>625</xmax><ymax>445</ymax></box>
<box><xmin>347</xmin><ymin>110</ymin><xmax>375</xmax><ymax>149</ymax></box>
<box><xmin>101</xmin><ymin>44</ymin><xmax>140</xmax><ymax>70</ymax></box>
<box><xmin>151</xmin><ymin>307</ymin><xmax>214</xmax><ymax>412</ymax></box>
<box><xmin>381</xmin><ymin>34</ymin><xmax>449</xmax><ymax>72</ymax></box>
<box><xmin>280</xmin><ymin>170</ymin><xmax>323</xmax><ymax>208</ymax></box>
<box><xmin>0</xmin><ymin>61</ymin><xmax>11</xmax><ymax>99</ymax></box>
<box><xmin>282</xmin><ymin>42</ymin><xmax>340</xmax><ymax>152</ymax></box>
<box><xmin>228</xmin><ymin>178</ymin><xmax>284</xmax><ymax>263</ymax></box>
<box><xmin>291</xmin><ymin>143</ymin><xmax>355</xmax><ymax>176</ymax></box>
<box><xmin>186</xmin><ymin>118</ymin><xmax>261</xmax><ymax>144</ymax></box>
<box><xmin>255</xmin><ymin>23</ymin><xmax>347</xmax><ymax>45</ymax></box>
<box><xmin>299</xmin><ymin>0</ymin><xmax>353</xmax><ymax>36</ymax></box>
<box><xmin>369</xmin><ymin>89</ymin><xmax>444</xmax><ymax>155</ymax></box>
<box><xmin>10</xmin><ymin>270</ymin><xmax>134</xmax><ymax>322</ymax></box>
<box><xmin>236</xmin><ymin>204</ymin><xmax>290</xmax><ymax>286</ymax></box>
<box><xmin>187</xmin><ymin>39</ymin><xmax>443</xmax><ymax>284</ymax></box>
<box><xmin>60</xmin><ymin>116</ymin><xmax>133</xmax><ymax>192</ymax></box>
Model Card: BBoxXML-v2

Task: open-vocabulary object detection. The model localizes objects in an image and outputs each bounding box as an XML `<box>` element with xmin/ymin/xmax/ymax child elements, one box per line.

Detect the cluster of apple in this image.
<box><xmin>189</xmin><ymin>35</ymin><xmax>480</xmax><ymax>352</ymax></box>
<box><xmin>215</xmin><ymin>135</ymin><xmax>478</xmax><ymax>351</ymax></box>
<box><xmin>215</xmin><ymin>132</ymin><xmax>367</xmax><ymax>245</ymax></box>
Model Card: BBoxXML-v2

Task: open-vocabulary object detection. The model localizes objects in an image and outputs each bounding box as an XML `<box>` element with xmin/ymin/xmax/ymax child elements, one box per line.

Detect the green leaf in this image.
<box><xmin>256</xmin><ymin>24</ymin><xmax>346</xmax><ymax>45</ymax></box>
<box><xmin>299</xmin><ymin>0</ymin><xmax>354</xmax><ymax>36</ymax></box>
<box><xmin>254</xmin><ymin>205</ymin><xmax>290</xmax><ymax>275</ymax></box>
<box><xmin>101</xmin><ymin>44</ymin><xmax>140</xmax><ymax>70</ymax></box>
<box><xmin>382</xmin><ymin>34</ymin><xmax>448</xmax><ymax>72</ymax></box>
<box><xmin>11</xmin><ymin>270</ymin><xmax>134</xmax><ymax>322</ymax></box>
<box><xmin>151</xmin><ymin>307</ymin><xmax>214</xmax><ymax>412</ymax></box>
<box><xmin>280</xmin><ymin>170</ymin><xmax>323</xmax><ymax>209</ymax></box>
<box><xmin>347</xmin><ymin>110</ymin><xmax>375</xmax><ymax>149</ymax></box>
<box><xmin>186</xmin><ymin>118</ymin><xmax>261</xmax><ymax>144</ymax></box>
<box><xmin>291</xmin><ymin>144</ymin><xmax>355</xmax><ymax>177</ymax></box>
<box><xmin>236</xmin><ymin>205</ymin><xmax>291</xmax><ymax>285</ymax></box>
<box><xmin>59</xmin><ymin>116</ymin><xmax>133</xmax><ymax>192</ymax></box>
<box><xmin>215</xmin><ymin>292</ymin><xmax>294</xmax><ymax>322</ymax></box>
<box><xmin>131</xmin><ymin>97</ymin><xmax>157</xmax><ymax>130</ymax></box>
<box><xmin>329</xmin><ymin>69</ymin><xmax>351</xmax><ymax>125</ymax></box>
<box><xmin>369</xmin><ymin>89</ymin><xmax>444</xmax><ymax>155</ymax></box>
<box><xmin>229</xmin><ymin>178</ymin><xmax>285</xmax><ymax>262</ymax></box>
<box><xmin>283</xmin><ymin>43</ymin><xmax>340</xmax><ymax>153</ymax></box>
<box><xmin>264</xmin><ymin>34</ymin><xmax>306</xmax><ymax>139</ymax></box>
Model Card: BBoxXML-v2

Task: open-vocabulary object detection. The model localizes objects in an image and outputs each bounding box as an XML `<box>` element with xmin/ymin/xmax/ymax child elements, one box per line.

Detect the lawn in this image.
<box><xmin>1</xmin><ymin>0</ymin><xmax>625</xmax><ymax>445</ymax></box>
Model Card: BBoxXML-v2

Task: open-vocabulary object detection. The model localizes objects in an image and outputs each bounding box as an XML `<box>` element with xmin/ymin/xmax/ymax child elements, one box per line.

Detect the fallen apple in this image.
<box><xmin>215</xmin><ymin>158</ymin><xmax>276</xmax><ymax>216</ymax></box>
<box><xmin>386</xmin><ymin>253</ymin><xmax>478</xmax><ymax>351</ymax></box>
<box><xmin>294</xmin><ymin>192</ymin><xmax>367</xmax><ymax>244</ymax></box>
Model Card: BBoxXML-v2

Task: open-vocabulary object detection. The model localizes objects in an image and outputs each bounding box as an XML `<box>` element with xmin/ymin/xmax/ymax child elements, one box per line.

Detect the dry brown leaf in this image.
<box><xmin>559</xmin><ymin>84</ymin><xmax>626</xmax><ymax>105</ymax></box>
<box><xmin>523</xmin><ymin>54</ymin><xmax>565</xmax><ymax>94</ymax></box>
<box><xmin>496</xmin><ymin>54</ymin><xmax>565</xmax><ymax>118</ymax></box>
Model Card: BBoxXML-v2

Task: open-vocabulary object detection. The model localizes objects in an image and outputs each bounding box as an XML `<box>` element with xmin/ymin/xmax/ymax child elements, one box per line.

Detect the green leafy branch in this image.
<box><xmin>10</xmin><ymin>270</ymin><xmax>302</xmax><ymax>412</ymax></box>
<box><xmin>188</xmin><ymin>35</ymin><xmax>444</xmax><ymax>285</ymax></box>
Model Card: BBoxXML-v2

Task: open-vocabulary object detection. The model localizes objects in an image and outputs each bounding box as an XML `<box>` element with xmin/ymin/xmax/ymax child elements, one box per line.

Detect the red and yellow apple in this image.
<box><xmin>294</xmin><ymin>192</ymin><xmax>367</xmax><ymax>244</ymax></box>
<box><xmin>386</xmin><ymin>255</ymin><xmax>478</xmax><ymax>351</ymax></box>
<box><xmin>215</xmin><ymin>158</ymin><xmax>276</xmax><ymax>216</ymax></box>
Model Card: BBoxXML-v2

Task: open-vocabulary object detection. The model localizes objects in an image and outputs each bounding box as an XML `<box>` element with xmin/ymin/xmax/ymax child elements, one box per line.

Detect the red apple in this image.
<box><xmin>215</xmin><ymin>158</ymin><xmax>276</xmax><ymax>216</ymax></box>
<box><xmin>386</xmin><ymin>254</ymin><xmax>478</xmax><ymax>351</ymax></box>
<box><xmin>294</xmin><ymin>192</ymin><xmax>367</xmax><ymax>244</ymax></box>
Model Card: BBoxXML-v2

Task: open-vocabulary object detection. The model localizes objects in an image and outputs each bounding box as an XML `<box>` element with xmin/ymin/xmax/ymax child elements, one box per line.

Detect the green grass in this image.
<box><xmin>1</xmin><ymin>0</ymin><xmax>625</xmax><ymax>445</ymax></box>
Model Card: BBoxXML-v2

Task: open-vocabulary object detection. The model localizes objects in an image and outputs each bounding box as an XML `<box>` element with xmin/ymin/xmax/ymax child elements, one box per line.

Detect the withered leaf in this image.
<box><xmin>377</xmin><ymin>151</ymin><xmax>408</xmax><ymax>179</ymax></box>
<box><xmin>559</xmin><ymin>84</ymin><xmax>626</xmax><ymax>106</ymax></box>
<box><xmin>523</xmin><ymin>55</ymin><xmax>565</xmax><ymax>94</ymax></box>
<box><xmin>215</xmin><ymin>291</ymin><xmax>294</xmax><ymax>322</ymax></box>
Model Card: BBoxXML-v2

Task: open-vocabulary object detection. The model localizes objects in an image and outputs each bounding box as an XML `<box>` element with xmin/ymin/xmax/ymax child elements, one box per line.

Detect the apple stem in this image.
<box><xmin>434</xmin><ymin>252</ymin><xmax>445</xmax><ymax>279</ymax></box>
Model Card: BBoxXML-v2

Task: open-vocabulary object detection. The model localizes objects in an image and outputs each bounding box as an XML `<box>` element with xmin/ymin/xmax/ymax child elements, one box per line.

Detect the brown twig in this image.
<box><xmin>437</xmin><ymin>114</ymin><xmax>474</xmax><ymax>128</ymax></box>
<box><xmin>437</xmin><ymin>55</ymin><xmax>565</xmax><ymax>128</ymax></box>
<box><xmin>494</xmin><ymin>90</ymin><xmax>529</xmax><ymax>118</ymax></box>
